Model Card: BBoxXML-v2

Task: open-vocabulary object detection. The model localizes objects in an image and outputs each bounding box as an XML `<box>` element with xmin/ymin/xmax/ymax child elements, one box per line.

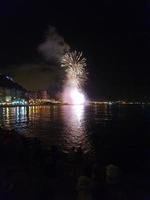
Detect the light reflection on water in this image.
<box><xmin>0</xmin><ymin>105</ymin><xmax>149</xmax><ymax>153</ymax></box>
<box><xmin>61</xmin><ymin>105</ymin><xmax>92</xmax><ymax>152</ymax></box>
<box><xmin>0</xmin><ymin>106</ymin><xmax>92</xmax><ymax>152</ymax></box>
<box><xmin>0</xmin><ymin>106</ymin><xmax>28</xmax><ymax>129</ymax></box>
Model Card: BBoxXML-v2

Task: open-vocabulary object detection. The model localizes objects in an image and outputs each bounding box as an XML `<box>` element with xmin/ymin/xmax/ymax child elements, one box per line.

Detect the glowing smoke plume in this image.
<box><xmin>38</xmin><ymin>26</ymin><xmax>70</xmax><ymax>63</ymax></box>
<box><xmin>61</xmin><ymin>51</ymin><xmax>87</xmax><ymax>104</ymax></box>
<box><xmin>38</xmin><ymin>26</ymin><xmax>88</xmax><ymax>104</ymax></box>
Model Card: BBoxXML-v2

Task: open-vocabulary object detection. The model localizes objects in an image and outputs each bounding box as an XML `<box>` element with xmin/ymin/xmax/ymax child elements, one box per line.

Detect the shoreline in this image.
<box><xmin>0</xmin><ymin>103</ymin><xmax>150</xmax><ymax>107</ymax></box>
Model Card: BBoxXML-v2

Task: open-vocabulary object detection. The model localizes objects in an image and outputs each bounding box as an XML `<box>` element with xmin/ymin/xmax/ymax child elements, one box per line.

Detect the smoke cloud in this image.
<box><xmin>38</xmin><ymin>26</ymin><xmax>70</xmax><ymax>64</ymax></box>
<box><xmin>1</xmin><ymin>26</ymin><xmax>70</xmax><ymax>96</ymax></box>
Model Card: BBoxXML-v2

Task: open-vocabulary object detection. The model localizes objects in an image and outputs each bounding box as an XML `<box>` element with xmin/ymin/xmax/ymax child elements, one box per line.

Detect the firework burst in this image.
<box><xmin>61</xmin><ymin>51</ymin><xmax>87</xmax><ymax>88</ymax></box>
<box><xmin>61</xmin><ymin>50</ymin><xmax>87</xmax><ymax>104</ymax></box>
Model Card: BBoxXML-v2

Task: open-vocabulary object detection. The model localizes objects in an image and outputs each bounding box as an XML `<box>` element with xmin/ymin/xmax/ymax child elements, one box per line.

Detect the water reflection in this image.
<box><xmin>0</xmin><ymin>105</ymin><xmax>92</xmax><ymax>152</ymax></box>
<box><xmin>62</xmin><ymin>105</ymin><xmax>91</xmax><ymax>153</ymax></box>
<box><xmin>0</xmin><ymin>106</ymin><xmax>28</xmax><ymax>129</ymax></box>
<box><xmin>29</xmin><ymin>106</ymin><xmax>56</xmax><ymax>121</ymax></box>
<box><xmin>0</xmin><ymin>105</ymin><xmax>149</xmax><ymax>154</ymax></box>
<box><xmin>16</xmin><ymin>106</ymin><xmax>28</xmax><ymax>123</ymax></box>
<box><xmin>6</xmin><ymin>107</ymin><xmax>10</xmax><ymax>126</ymax></box>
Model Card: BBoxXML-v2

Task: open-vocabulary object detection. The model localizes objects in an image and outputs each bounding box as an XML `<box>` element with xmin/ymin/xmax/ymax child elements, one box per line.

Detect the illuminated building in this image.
<box><xmin>0</xmin><ymin>74</ymin><xmax>27</xmax><ymax>106</ymax></box>
<box><xmin>28</xmin><ymin>90</ymin><xmax>60</xmax><ymax>105</ymax></box>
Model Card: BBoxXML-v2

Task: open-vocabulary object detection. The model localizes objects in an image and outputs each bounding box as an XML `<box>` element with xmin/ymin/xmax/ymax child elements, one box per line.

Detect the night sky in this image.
<box><xmin>0</xmin><ymin>0</ymin><xmax>150</xmax><ymax>100</ymax></box>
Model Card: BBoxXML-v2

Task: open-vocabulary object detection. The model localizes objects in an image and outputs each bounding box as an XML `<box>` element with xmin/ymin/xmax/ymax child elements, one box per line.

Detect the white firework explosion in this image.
<box><xmin>61</xmin><ymin>51</ymin><xmax>87</xmax><ymax>88</ymax></box>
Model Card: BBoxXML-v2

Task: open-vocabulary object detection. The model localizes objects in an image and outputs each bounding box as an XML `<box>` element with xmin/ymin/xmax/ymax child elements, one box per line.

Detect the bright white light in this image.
<box><xmin>70</xmin><ymin>88</ymin><xmax>85</xmax><ymax>105</ymax></box>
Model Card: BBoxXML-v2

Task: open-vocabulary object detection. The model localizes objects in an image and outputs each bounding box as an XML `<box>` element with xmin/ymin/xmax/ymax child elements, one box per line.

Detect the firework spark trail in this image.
<box><xmin>61</xmin><ymin>51</ymin><xmax>87</xmax><ymax>89</ymax></box>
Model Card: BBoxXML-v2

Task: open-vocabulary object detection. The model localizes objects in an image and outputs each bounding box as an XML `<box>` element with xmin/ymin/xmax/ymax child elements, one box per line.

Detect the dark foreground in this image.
<box><xmin>0</xmin><ymin>128</ymin><xmax>149</xmax><ymax>200</ymax></box>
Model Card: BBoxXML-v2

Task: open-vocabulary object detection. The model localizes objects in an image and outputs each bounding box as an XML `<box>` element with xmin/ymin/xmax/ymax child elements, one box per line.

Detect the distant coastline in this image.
<box><xmin>0</xmin><ymin>101</ymin><xmax>150</xmax><ymax>107</ymax></box>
